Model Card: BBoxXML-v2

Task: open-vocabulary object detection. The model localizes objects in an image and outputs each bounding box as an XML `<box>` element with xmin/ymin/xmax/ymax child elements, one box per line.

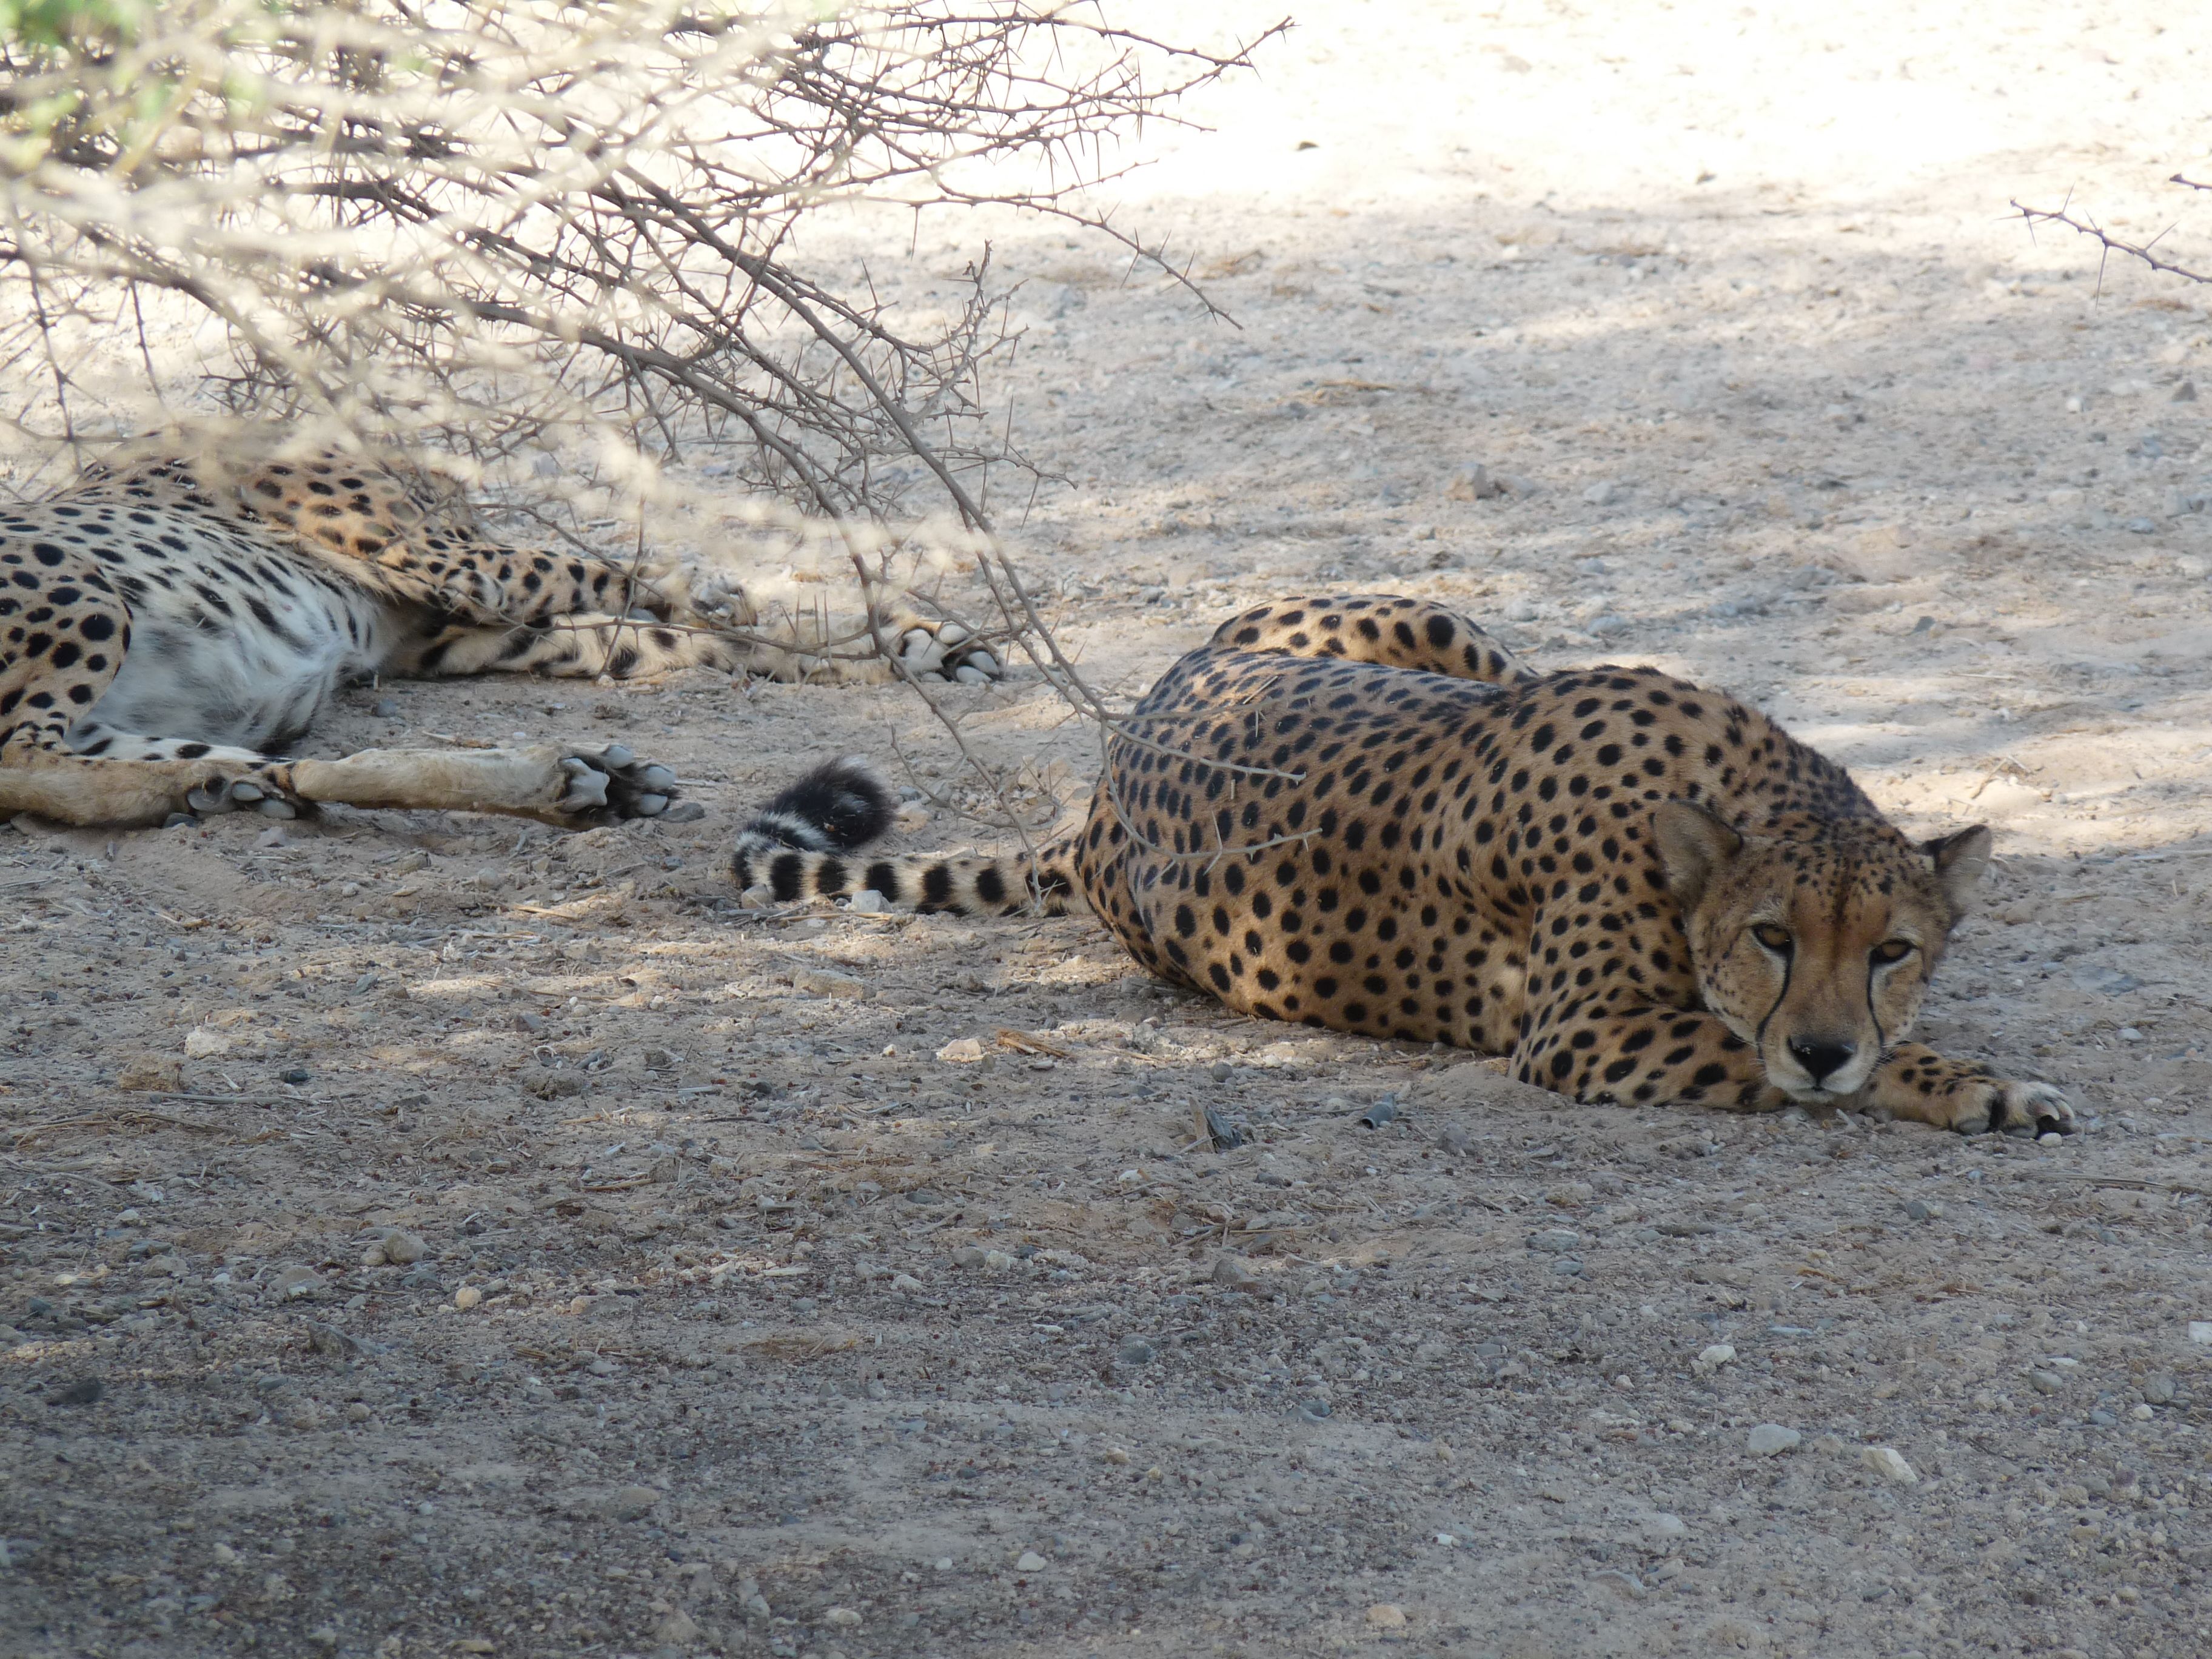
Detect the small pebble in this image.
<box><xmin>2030</xmin><ymin>1371</ymin><xmax>2063</xmax><ymax>1395</ymax></box>
<box><xmin>345</xmin><ymin>1403</ymin><xmax>372</xmax><ymax>1424</ymax></box>
<box><xmin>1861</xmin><ymin>1446</ymin><xmax>1918</xmax><ymax>1485</ymax></box>
<box><xmin>2191</xmin><ymin>1322</ymin><xmax>2212</xmax><ymax>1346</ymax></box>
<box><xmin>951</xmin><ymin>1246</ymin><xmax>987</xmax><ymax>1268</ymax></box>
<box><xmin>1693</xmin><ymin>1343</ymin><xmax>1737</xmax><ymax>1376</ymax></box>
<box><xmin>378</xmin><ymin>1231</ymin><xmax>426</xmax><ymax>1266</ymax></box>
<box><xmin>373</xmin><ymin>699</ymin><xmax>401</xmax><ymax>719</ymax></box>
<box><xmin>1118</xmin><ymin>1338</ymin><xmax>1158</xmax><ymax>1367</ymax></box>
<box><xmin>1529</xmin><ymin>1229</ymin><xmax>1581</xmax><ymax>1254</ymax></box>
<box><xmin>1298</xmin><ymin>1399</ymin><xmax>1333</xmax><ymax>1423</ymax></box>
<box><xmin>1016</xmin><ymin>1551</ymin><xmax>1048</xmax><ymax>1572</ymax></box>
<box><xmin>653</xmin><ymin>1609</ymin><xmax>703</xmax><ymax>1644</ymax></box>
<box><xmin>825</xmin><ymin>1607</ymin><xmax>862</xmax><ymax>1628</ymax></box>
<box><xmin>271</xmin><ymin>1265</ymin><xmax>321</xmax><ymax>1299</ymax></box>
<box><xmin>891</xmin><ymin>1273</ymin><xmax>925</xmax><ymax>1293</ymax></box>
<box><xmin>1212</xmin><ymin>1254</ymin><xmax>1262</xmax><ymax>1292</ymax></box>
<box><xmin>1366</xmin><ymin>1603</ymin><xmax>1408</xmax><ymax>1629</ymax></box>
<box><xmin>1747</xmin><ymin>1424</ymin><xmax>1801</xmax><ymax>1457</ymax></box>
<box><xmin>847</xmin><ymin>890</ymin><xmax>890</xmax><ymax>913</ymax></box>
<box><xmin>1209</xmin><ymin>1059</ymin><xmax>1233</xmax><ymax>1082</ymax></box>
<box><xmin>983</xmin><ymin>1249</ymin><xmax>1016</xmax><ymax>1270</ymax></box>
<box><xmin>454</xmin><ymin>1285</ymin><xmax>483</xmax><ymax>1312</ymax></box>
<box><xmin>1903</xmin><ymin>1199</ymin><xmax>1942</xmax><ymax>1221</ymax></box>
<box><xmin>2038</xmin><ymin>1131</ymin><xmax>2065</xmax><ymax>1147</ymax></box>
<box><xmin>605</xmin><ymin>1484</ymin><xmax>662</xmax><ymax>1520</ymax></box>
<box><xmin>2130</xmin><ymin>1403</ymin><xmax>2154</xmax><ymax>1421</ymax></box>
<box><xmin>2142</xmin><ymin>1373</ymin><xmax>2176</xmax><ymax>1406</ymax></box>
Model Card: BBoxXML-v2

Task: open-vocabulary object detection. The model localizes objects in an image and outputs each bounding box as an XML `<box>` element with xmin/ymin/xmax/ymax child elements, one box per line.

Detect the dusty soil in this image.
<box><xmin>6</xmin><ymin>5</ymin><xmax>2212</xmax><ymax>1658</ymax></box>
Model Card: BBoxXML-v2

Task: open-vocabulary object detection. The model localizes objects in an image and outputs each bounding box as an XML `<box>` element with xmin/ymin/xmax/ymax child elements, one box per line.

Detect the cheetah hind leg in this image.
<box><xmin>284</xmin><ymin>743</ymin><xmax>680</xmax><ymax>826</ymax></box>
<box><xmin>1210</xmin><ymin>594</ymin><xmax>1536</xmax><ymax>685</ymax></box>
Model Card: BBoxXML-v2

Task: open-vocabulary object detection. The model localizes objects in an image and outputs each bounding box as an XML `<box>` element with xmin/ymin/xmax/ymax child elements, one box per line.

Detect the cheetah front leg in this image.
<box><xmin>0</xmin><ymin>736</ymin><xmax>303</xmax><ymax>829</ymax></box>
<box><xmin>1853</xmin><ymin>1044</ymin><xmax>2076</xmax><ymax>1136</ymax></box>
<box><xmin>1516</xmin><ymin>1000</ymin><xmax>1792</xmax><ymax>1113</ymax></box>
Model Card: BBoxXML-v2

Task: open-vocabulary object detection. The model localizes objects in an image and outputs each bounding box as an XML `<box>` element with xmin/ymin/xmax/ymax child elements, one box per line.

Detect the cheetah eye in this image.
<box><xmin>1751</xmin><ymin>923</ymin><xmax>1792</xmax><ymax>953</ymax></box>
<box><xmin>1872</xmin><ymin>939</ymin><xmax>1915</xmax><ymax>964</ymax></box>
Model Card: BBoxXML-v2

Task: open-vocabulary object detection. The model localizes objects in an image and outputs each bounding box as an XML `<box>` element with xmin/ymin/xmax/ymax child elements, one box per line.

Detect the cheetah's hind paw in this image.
<box><xmin>559</xmin><ymin>745</ymin><xmax>682</xmax><ymax>822</ymax></box>
<box><xmin>894</xmin><ymin>616</ymin><xmax>1004</xmax><ymax>685</ymax></box>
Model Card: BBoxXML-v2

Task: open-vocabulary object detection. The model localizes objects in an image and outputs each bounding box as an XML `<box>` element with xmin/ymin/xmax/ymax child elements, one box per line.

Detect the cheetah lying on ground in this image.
<box><xmin>733</xmin><ymin>594</ymin><xmax>2075</xmax><ymax>1133</ymax></box>
<box><xmin>0</xmin><ymin>436</ymin><xmax>995</xmax><ymax>828</ymax></box>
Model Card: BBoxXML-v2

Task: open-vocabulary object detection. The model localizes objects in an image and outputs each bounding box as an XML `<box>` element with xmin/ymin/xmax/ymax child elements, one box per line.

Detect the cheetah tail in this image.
<box><xmin>728</xmin><ymin>757</ymin><xmax>1074</xmax><ymax>916</ymax></box>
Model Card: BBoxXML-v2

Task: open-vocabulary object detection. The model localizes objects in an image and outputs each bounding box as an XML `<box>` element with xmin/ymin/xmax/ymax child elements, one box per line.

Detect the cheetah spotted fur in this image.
<box><xmin>733</xmin><ymin>594</ymin><xmax>2074</xmax><ymax>1134</ymax></box>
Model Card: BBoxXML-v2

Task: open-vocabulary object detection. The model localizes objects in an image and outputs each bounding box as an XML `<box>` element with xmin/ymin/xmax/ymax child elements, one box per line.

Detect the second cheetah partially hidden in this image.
<box><xmin>732</xmin><ymin>594</ymin><xmax>2074</xmax><ymax>1134</ymax></box>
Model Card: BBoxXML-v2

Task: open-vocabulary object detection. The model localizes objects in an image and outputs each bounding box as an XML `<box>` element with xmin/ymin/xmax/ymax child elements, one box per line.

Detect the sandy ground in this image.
<box><xmin>6</xmin><ymin>4</ymin><xmax>2212</xmax><ymax>1657</ymax></box>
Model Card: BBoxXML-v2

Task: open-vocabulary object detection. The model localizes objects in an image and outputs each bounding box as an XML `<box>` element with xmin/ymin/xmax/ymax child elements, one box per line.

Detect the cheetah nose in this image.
<box><xmin>1786</xmin><ymin>1037</ymin><xmax>1857</xmax><ymax>1084</ymax></box>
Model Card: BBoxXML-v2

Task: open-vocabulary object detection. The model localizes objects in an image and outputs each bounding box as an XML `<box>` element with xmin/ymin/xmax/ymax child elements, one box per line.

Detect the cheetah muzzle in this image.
<box><xmin>730</xmin><ymin>594</ymin><xmax>2076</xmax><ymax>1135</ymax></box>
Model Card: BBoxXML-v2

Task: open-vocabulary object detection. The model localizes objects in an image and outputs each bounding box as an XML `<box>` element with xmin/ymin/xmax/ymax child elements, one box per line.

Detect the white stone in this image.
<box><xmin>454</xmin><ymin>1285</ymin><xmax>483</xmax><ymax>1311</ymax></box>
<box><xmin>1016</xmin><ymin>1552</ymin><xmax>1047</xmax><ymax>1572</ymax></box>
<box><xmin>1692</xmin><ymin>1343</ymin><xmax>1737</xmax><ymax>1376</ymax></box>
<box><xmin>184</xmin><ymin>1027</ymin><xmax>232</xmax><ymax>1059</ymax></box>
<box><xmin>2190</xmin><ymin>1322</ymin><xmax>2212</xmax><ymax>1345</ymax></box>
<box><xmin>936</xmin><ymin>1037</ymin><xmax>987</xmax><ymax>1064</ymax></box>
<box><xmin>1861</xmin><ymin>1446</ymin><xmax>1918</xmax><ymax>1485</ymax></box>
<box><xmin>791</xmin><ymin>965</ymin><xmax>866</xmax><ymax>999</ymax></box>
<box><xmin>1748</xmin><ymin>1424</ymin><xmax>1801</xmax><ymax>1456</ymax></box>
<box><xmin>846</xmin><ymin>890</ymin><xmax>890</xmax><ymax>914</ymax></box>
<box><xmin>825</xmin><ymin>1606</ymin><xmax>862</xmax><ymax>1627</ymax></box>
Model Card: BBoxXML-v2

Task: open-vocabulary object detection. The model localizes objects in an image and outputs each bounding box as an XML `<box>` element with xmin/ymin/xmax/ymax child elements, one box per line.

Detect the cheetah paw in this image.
<box><xmin>181</xmin><ymin>775</ymin><xmax>302</xmax><ymax>820</ymax></box>
<box><xmin>558</xmin><ymin>745</ymin><xmax>681</xmax><ymax>822</ymax></box>
<box><xmin>894</xmin><ymin>617</ymin><xmax>1003</xmax><ymax>685</ymax></box>
<box><xmin>1948</xmin><ymin>1076</ymin><xmax>2076</xmax><ymax>1138</ymax></box>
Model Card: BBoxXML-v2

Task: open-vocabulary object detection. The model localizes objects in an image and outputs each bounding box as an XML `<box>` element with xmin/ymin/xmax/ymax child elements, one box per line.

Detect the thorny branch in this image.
<box><xmin>0</xmin><ymin>1</ymin><xmax>1291</xmax><ymax>863</ymax></box>
<box><xmin>2012</xmin><ymin>181</ymin><xmax>2211</xmax><ymax>289</ymax></box>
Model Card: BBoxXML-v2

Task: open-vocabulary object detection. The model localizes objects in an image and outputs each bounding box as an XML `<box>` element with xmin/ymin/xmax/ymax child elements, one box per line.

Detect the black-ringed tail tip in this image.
<box><xmin>729</xmin><ymin>756</ymin><xmax>1070</xmax><ymax>915</ymax></box>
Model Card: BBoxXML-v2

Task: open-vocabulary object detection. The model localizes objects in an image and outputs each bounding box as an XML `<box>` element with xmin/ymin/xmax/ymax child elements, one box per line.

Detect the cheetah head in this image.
<box><xmin>1652</xmin><ymin>802</ymin><xmax>1990</xmax><ymax>1104</ymax></box>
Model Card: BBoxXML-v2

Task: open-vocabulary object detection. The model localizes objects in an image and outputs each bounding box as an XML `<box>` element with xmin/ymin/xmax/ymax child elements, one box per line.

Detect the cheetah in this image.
<box><xmin>0</xmin><ymin>434</ymin><xmax>995</xmax><ymax>829</ymax></box>
<box><xmin>731</xmin><ymin>594</ymin><xmax>2076</xmax><ymax>1135</ymax></box>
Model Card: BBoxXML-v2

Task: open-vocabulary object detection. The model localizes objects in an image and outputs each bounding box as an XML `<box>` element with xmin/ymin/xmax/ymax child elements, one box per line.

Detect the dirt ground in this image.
<box><xmin>6</xmin><ymin>4</ymin><xmax>2212</xmax><ymax>1657</ymax></box>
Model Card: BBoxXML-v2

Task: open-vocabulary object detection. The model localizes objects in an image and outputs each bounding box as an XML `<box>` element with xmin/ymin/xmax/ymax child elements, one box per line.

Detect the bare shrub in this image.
<box><xmin>0</xmin><ymin>1</ymin><xmax>1284</xmax><ymax>845</ymax></box>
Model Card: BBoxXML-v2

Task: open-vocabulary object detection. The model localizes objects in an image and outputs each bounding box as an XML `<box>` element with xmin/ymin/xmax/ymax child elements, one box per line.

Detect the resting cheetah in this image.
<box><xmin>0</xmin><ymin>435</ymin><xmax>994</xmax><ymax>829</ymax></box>
<box><xmin>732</xmin><ymin>594</ymin><xmax>2075</xmax><ymax>1134</ymax></box>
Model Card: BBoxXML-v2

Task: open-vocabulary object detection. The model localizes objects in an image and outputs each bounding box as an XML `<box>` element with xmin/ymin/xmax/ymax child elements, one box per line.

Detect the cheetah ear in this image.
<box><xmin>1922</xmin><ymin>824</ymin><xmax>1992</xmax><ymax>918</ymax></box>
<box><xmin>1651</xmin><ymin>799</ymin><xmax>1743</xmax><ymax>913</ymax></box>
